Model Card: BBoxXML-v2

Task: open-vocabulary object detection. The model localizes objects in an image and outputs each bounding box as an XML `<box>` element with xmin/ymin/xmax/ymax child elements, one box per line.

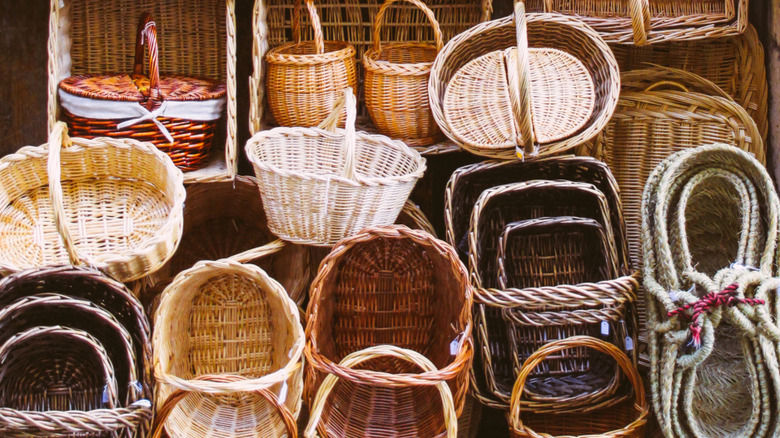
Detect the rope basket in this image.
<box><xmin>265</xmin><ymin>0</ymin><xmax>357</xmax><ymax>127</ymax></box>
<box><xmin>642</xmin><ymin>144</ymin><xmax>780</xmax><ymax>437</ymax></box>
<box><xmin>305</xmin><ymin>226</ymin><xmax>472</xmax><ymax>437</ymax></box>
<box><xmin>0</xmin><ymin>122</ymin><xmax>185</xmax><ymax>283</ymax></box>
<box><xmin>245</xmin><ymin>88</ymin><xmax>425</xmax><ymax>246</ymax></box>
<box><xmin>153</xmin><ymin>259</ymin><xmax>305</xmax><ymax>438</ymax></box>
<box><xmin>58</xmin><ymin>13</ymin><xmax>226</xmax><ymax>172</ymax></box>
<box><xmin>430</xmin><ymin>2</ymin><xmax>619</xmax><ymax>160</ymax></box>
<box><xmin>363</xmin><ymin>0</ymin><xmax>444</xmax><ymax>147</ymax></box>
<box><xmin>508</xmin><ymin>336</ymin><xmax>649</xmax><ymax>438</ymax></box>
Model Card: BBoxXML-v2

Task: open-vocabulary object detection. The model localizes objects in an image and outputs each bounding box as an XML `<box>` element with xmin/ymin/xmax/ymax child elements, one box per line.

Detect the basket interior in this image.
<box><xmin>271</xmin><ymin>40</ymin><xmax>354</xmax><ymax>57</ymax></box>
<box><xmin>517</xmin><ymin>396</ymin><xmax>643</xmax><ymax>436</ymax></box>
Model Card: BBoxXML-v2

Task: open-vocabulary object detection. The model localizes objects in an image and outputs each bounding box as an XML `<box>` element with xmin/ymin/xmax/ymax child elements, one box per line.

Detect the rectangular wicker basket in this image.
<box><xmin>47</xmin><ymin>0</ymin><xmax>237</xmax><ymax>183</ymax></box>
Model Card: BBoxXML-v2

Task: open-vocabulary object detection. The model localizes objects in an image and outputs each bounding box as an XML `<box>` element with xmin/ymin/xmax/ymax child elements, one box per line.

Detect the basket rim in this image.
<box><xmin>245</xmin><ymin>126</ymin><xmax>426</xmax><ymax>187</ymax></box>
<box><xmin>59</xmin><ymin>73</ymin><xmax>227</xmax><ymax>102</ymax></box>
<box><xmin>363</xmin><ymin>43</ymin><xmax>437</xmax><ymax>74</ymax></box>
<box><xmin>266</xmin><ymin>40</ymin><xmax>356</xmax><ymax>63</ymax></box>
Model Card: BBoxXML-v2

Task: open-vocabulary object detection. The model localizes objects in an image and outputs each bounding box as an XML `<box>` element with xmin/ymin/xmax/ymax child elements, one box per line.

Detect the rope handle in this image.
<box><xmin>150</xmin><ymin>374</ymin><xmax>297</xmax><ymax>438</ymax></box>
<box><xmin>132</xmin><ymin>13</ymin><xmax>162</xmax><ymax>106</ymax></box>
<box><xmin>372</xmin><ymin>0</ymin><xmax>444</xmax><ymax>53</ymax></box>
<box><xmin>47</xmin><ymin>121</ymin><xmax>84</xmax><ymax>267</ymax></box>
<box><xmin>542</xmin><ymin>0</ymin><xmax>650</xmax><ymax>45</ymax></box>
<box><xmin>508</xmin><ymin>1</ymin><xmax>536</xmax><ymax>160</ymax></box>
<box><xmin>316</xmin><ymin>87</ymin><xmax>358</xmax><ymax>180</ymax></box>
<box><xmin>644</xmin><ymin>80</ymin><xmax>690</xmax><ymax>93</ymax></box>
<box><xmin>292</xmin><ymin>0</ymin><xmax>325</xmax><ymax>54</ymax></box>
<box><xmin>304</xmin><ymin>345</ymin><xmax>457</xmax><ymax>438</ymax></box>
<box><xmin>508</xmin><ymin>336</ymin><xmax>647</xmax><ymax>430</ymax></box>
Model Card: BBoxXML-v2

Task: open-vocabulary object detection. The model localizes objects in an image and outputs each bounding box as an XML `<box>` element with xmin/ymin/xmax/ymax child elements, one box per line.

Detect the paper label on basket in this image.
<box><xmin>278</xmin><ymin>381</ymin><xmax>288</xmax><ymax>404</ymax></box>
<box><xmin>625</xmin><ymin>336</ymin><xmax>634</xmax><ymax>351</ymax></box>
<box><xmin>601</xmin><ymin>321</ymin><xmax>610</xmax><ymax>336</ymax></box>
<box><xmin>132</xmin><ymin>399</ymin><xmax>152</xmax><ymax>408</ymax></box>
<box><xmin>102</xmin><ymin>385</ymin><xmax>110</xmax><ymax>404</ymax></box>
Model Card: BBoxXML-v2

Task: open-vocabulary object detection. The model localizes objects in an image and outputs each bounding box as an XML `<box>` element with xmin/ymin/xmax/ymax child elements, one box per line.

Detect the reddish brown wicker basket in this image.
<box><xmin>305</xmin><ymin>225</ymin><xmax>472</xmax><ymax>437</ymax></box>
<box><xmin>58</xmin><ymin>13</ymin><xmax>226</xmax><ymax>172</ymax></box>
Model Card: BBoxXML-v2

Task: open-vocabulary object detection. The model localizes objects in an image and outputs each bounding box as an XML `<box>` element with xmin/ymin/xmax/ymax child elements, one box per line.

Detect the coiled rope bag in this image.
<box><xmin>642</xmin><ymin>144</ymin><xmax>780</xmax><ymax>437</ymax></box>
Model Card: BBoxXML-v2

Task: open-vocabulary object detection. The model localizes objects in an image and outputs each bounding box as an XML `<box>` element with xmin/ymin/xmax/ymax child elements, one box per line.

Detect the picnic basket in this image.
<box><xmin>245</xmin><ymin>88</ymin><xmax>425</xmax><ymax>246</ymax></box>
<box><xmin>265</xmin><ymin>0</ymin><xmax>357</xmax><ymax>127</ymax></box>
<box><xmin>430</xmin><ymin>2</ymin><xmax>619</xmax><ymax>160</ymax></box>
<box><xmin>363</xmin><ymin>0</ymin><xmax>443</xmax><ymax>147</ymax></box>
<box><xmin>153</xmin><ymin>259</ymin><xmax>304</xmax><ymax>438</ymax></box>
<box><xmin>48</xmin><ymin>0</ymin><xmax>237</xmax><ymax>182</ymax></box>
<box><xmin>0</xmin><ymin>122</ymin><xmax>185</xmax><ymax>283</ymax></box>
<box><xmin>304</xmin><ymin>226</ymin><xmax>472</xmax><ymax>437</ymax></box>
<box><xmin>508</xmin><ymin>336</ymin><xmax>649</xmax><ymax>438</ymax></box>
<box><xmin>58</xmin><ymin>13</ymin><xmax>226</xmax><ymax>172</ymax></box>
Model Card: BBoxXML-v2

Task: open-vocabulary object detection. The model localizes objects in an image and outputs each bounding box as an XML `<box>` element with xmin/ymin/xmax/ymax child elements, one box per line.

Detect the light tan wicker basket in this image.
<box><xmin>0</xmin><ymin>122</ymin><xmax>185</xmax><ymax>283</ymax></box>
<box><xmin>48</xmin><ymin>0</ymin><xmax>237</xmax><ymax>183</ymax></box>
<box><xmin>245</xmin><ymin>88</ymin><xmax>425</xmax><ymax>246</ymax></box>
<box><xmin>153</xmin><ymin>258</ymin><xmax>305</xmax><ymax>438</ymax></box>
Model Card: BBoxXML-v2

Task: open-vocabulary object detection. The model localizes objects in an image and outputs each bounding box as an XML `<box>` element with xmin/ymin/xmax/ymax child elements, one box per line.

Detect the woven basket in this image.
<box><xmin>304</xmin><ymin>225</ymin><xmax>472</xmax><ymax>437</ymax></box>
<box><xmin>0</xmin><ymin>325</ymin><xmax>152</xmax><ymax>437</ymax></box>
<box><xmin>245</xmin><ymin>88</ymin><xmax>425</xmax><ymax>246</ymax></box>
<box><xmin>642</xmin><ymin>145</ymin><xmax>780</xmax><ymax>437</ymax></box>
<box><xmin>265</xmin><ymin>0</ymin><xmax>357</xmax><ymax>128</ymax></box>
<box><xmin>524</xmin><ymin>0</ymin><xmax>747</xmax><ymax>45</ymax></box>
<box><xmin>430</xmin><ymin>3</ymin><xmax>619</xmax><ymax>160</ymax></box>
<box><xmin>153</xmin><ymin>258</ymin><xmax>305</xmax><ymax>438</ymax></box>
<box><xmin>58</xmin><ymin>13</ymin><xmax>226</xmax><ymax>172</ymax></box>
<box><xmin>48</xmin><ymin>0</ymin><xmax>237</xmax><ymax>183</ymax></box>
<box><xmin>0</xmin><ymin>122</ymin><xmax>185</xmax><ymax>283</ymax></box>
<box><xmin>609</xmin><ymin>25</ymin><xmax>767</xmax><ymax>142</ymax></box>
<box><xmin>508</xmin><ymin>336</ymin><xmax>649</xmax><ymax>438</ymax></box>
<box><xmin>363</xmin><ymin>0</ymin><xmax>443</xmax><ymax>147</ymax></box>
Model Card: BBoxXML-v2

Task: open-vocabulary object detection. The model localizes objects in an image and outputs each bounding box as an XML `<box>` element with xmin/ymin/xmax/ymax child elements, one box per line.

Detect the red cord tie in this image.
<box><xmin>668</xmin><ymin>283</ymin><xmax>765</xmax><ymax>349</ymax></box>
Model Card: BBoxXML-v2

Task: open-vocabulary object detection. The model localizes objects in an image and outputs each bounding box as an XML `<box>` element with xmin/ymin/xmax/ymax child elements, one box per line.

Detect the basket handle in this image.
<box><xmin>150</xmin><ymin>374</ymin><xmax>297</xmax><ymax>438</ymax></box>
<box><xmin>133</xmin><ymin>13</ymin><xmax>162</xmax><ymax>105</ymax></box>
<box><xmin>47</xmin><ymin>121</ymin><xmax>84</xmax><ymax>267</ymax></box>
<box><xmin>316</xmin><ymin>87</ymin><xmax>358</xmax><ymax>180</ymax></box>
<box><xmin>304</xmin><ymin>345</ymin><xmax>457</xmax><ymax>438</ymax></box>
<box><xmin>292</xmin><ymin>0</ymin><xmax>325</xmax><ymax>54</ymax></box>
<box><xmin>508</xmin><ymin>1</ymin><xmax>536</xmax><ymax>160</ymax></box>
<box><xmin>644</xmin><ymin>80</ymin><xmax>690</xmax><ymax>93</ymax></box>
<box><xmin>541</xmin><ymin>0</ymin><xmax>650</xmax><ymax>45</ymax></box>
<box><xmin>508</xmin><ymin>336</ymin><xmax>647</xmax><ymax>431</ymax></box>
<box><xmin>372</xmin><ymin>0</ymin><xmax>444</xmax><ymax>53</ymax></box>
<box><xmin>0</xmin><ymin>400</ymin><xmax>152</xmax><ymax>436</ymax></box>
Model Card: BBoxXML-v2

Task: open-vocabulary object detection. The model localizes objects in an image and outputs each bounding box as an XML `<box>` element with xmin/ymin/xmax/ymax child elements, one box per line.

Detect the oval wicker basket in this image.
<box><xmin>363</xmin><ymin>0</ymin><xmax>444</xmax><ymax>147</ymax></box>
<box><xmin>265</xmin><ymin>0</ymin><xmax>357</xmax><ymax>127</ymax></box>
<box><xmin>153</xmin><ymin>258</ymin><xmax>305</xmax><ymax>438</ymax></box>
<box><xmin>58</xmin><ymin>13</ymin><xmax>226</xmax><ymax>172</ymax></box>
<box><xmin>430</xmin><ymin>3</ymin><xmax>619</xmax><ymax>160</ymax></box>
<box><xmin>246</xmin><ymin>88</ymin><xmax>425</xmax><ymax>246</ymax></box>
<box><xmin>304</xmin><ymin>225</ymin><xmax>472</xmax><ymax>438</ymax></box>
<box><xmin>508</xmin><ymin>336</ymin><xmax>649</xmax><ymax>438</ymax></box>
<box><xmin>0</xmin><ymin>122</ymin><xmax>185</xmax><ymax>283</ymax></box>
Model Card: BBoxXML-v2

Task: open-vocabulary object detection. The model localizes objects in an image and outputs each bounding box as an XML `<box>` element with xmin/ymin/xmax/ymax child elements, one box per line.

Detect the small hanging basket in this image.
<box><xmin>266</xmin><ymin>0</ymin><xmax>357</xmax><ymax>127</ymax></box>
<box><xmin>58</xmin><ymin>13</ymin><xmax>226</xmax><ymax>172</ymax></box>
<box><xmin>363</xmin><ymin>0</ymin><xmax>444</xmax><ymax>147</ymax></box>
<box><xmin>245</xmin><ymin>88</ymin><xmax>425</xmax><ymax>246</ymax></box>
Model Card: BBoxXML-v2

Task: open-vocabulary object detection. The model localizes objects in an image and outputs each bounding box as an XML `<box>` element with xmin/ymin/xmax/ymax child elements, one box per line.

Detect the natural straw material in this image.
<box><xmin>245</xmin><ymin>88</ymin><xmax>425</xmax><ymax>246</ymax></box>
<box><xmin>508</xmin><ymin>336</ymin><xmax>649</xmax><ymax>438</ymax></box>
<box><xmin>430</xmin><ymin>4</ymin><xmax>619</xmax><ymax>160</ymax></box>
<box><xmin>48</xmin><ymin>0</ymin><xmax>237</xmax><ymax>183</ymax></box>
<box><xmin>524</xmin><ymin>0</ymin><xmax>747</xmax><ymax>45</ymax></box>
<box><xmin>363</xmin><ymin>0</ymin><xmax>444</xmax><ymax>147</ymax></box>
<box><xmin>0</xmin><ymin>122</ymin><xmax>185</xmax><ymax>283</ymax></box>
<box><xmin>265</xmin><ymin>0</ymin><xmax>357</xmax><ymax>127</ymax></box>
<box><xmin>642</xmin><ymin>145</ymin><xmax>780</xmax><ymax>438</ymax></box>
<box><xmin>305</xmin><ymin>225</ymin><xmax>472</xmax><ymax>438</ymax></box>
<box><xmin>153</xmin><ymin>259</ymin><xmax>305</xmax><ymax>438</ymax></box>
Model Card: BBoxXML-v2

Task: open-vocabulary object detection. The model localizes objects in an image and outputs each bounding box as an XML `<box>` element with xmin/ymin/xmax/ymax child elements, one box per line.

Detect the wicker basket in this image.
<box><xmin>58</xmin><ymin>13</ymin><xmax>226</xmax><ymax>172</ymax></box>
<box><xmin>153</xmin><ymin>258</ymin><xmax>305</xmax><ymax>438</ymax></box>
<box><xmin>430</xmin><ymin>3</ymin><xmax>619</xmax><ymax>160</ymax></box>
<box><xmin>609</xmin><ymin>25</ymin><xmax>767</xmax><ymax>142</ymax></box>
<box><xmin>265</xmin><ymin>0</ymin><xmax>357</xmax><ymax>127</ymax></box>
<box><xmin>508</xmin><ymin>336</ymin><xmax>649</xmax><ymax>438</ymax></box>
<box><xmin>642</xmin><ymin>145</ymin><xmax>780</xmax><ymax>437</ymax></box>
<box><xmin>363</xmin><ymin>0</ymin><xmax>444</xmax><ymax>147</ymax></box>
<box><xmin>0</xmin><ymin>122</ymin><xmax>185</xmax><ymax>283</ymax></box>
<box><xmin>245</xmin><ymin>88</ymin><xmax>425</xmax><ymax>246</ymax></box>
<box><xmin>0</xmin><ymin>325</ymin><xmax>152</xmax><ymax>437</ymax></box>
<box><xmin>48</xmin><ymin>0</ymin><xmax>237</xmax><ymax>183</ymax></box>
<box><xmin>304</xmin><ymin>225</ymin><xmax>472</xmax><ymax>437</ymax></box>
<box><xmin>524</xmin><ymin>0</ymin><xmax>747</xmax><ymax>45</ymax></box>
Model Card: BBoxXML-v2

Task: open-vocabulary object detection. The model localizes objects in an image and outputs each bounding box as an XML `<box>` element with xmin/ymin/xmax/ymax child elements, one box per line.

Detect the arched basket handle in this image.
<box><xmin>47</xmin><ymin>121</ymin><xmax>84</xmax><ymax>267</ymax></box>
<box><xmin>372</xmin><ymin>0</ymin><xmax>444</xmax><ymax>53</ymax></box>
<box><xmin>133</xmin><ymin>13</ymin><xmax>162</xmax><ymax>105</ymax></box>
<box><xmin>644</xmin><ymin>80</ymin><xmax>690</xmax><ymax>93</ymax></box>
<box><xmin>292</xmin><ymin>0</ymin><xmax>326</xmax><ymax>54</ymax></box>
<box><xmin>316</xmin><ymin>87</ymin><xmax>358</xmax><ymax>180</ymax></box>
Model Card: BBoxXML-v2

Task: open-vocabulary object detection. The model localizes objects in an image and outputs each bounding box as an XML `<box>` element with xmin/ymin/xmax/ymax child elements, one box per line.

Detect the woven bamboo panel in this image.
<box><xmin>48</xmin><ymin>0</ymin><xmax>237</xmax><ymax>183</ymax></box>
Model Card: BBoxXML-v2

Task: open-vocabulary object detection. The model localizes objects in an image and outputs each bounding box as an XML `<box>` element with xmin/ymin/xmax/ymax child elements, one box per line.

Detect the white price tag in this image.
<box><xmin>601</xmin><ymin>321</ymin><xmax>610</xmax><ymax>336</ymax></box>
<box><xmin>625</xmin><ymin>336</ymin><xmax>634</xmax><ymax>351</ymax></box>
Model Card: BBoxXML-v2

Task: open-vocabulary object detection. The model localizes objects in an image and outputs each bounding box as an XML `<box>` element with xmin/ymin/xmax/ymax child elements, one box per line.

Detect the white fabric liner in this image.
<box><xmin>59</xmin><ymin>90</ymin><xmax>225</xmax><ymax>143</ymax></box>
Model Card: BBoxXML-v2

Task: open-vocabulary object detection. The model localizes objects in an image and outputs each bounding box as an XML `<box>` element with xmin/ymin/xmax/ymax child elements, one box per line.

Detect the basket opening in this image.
<box><xmin>271</xmin><ymin>40</ymin><xmax>354</xmax><ymax>57</ymax></box>
<box><xmin>371</xmin><ymin>44</ymin><xmax>437</xmax><ymax>65</ymax></box>
<box><xmin>519</xmin><ymin>392</ymin><xmax>641</xmax><ymax>436</ymax></box>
